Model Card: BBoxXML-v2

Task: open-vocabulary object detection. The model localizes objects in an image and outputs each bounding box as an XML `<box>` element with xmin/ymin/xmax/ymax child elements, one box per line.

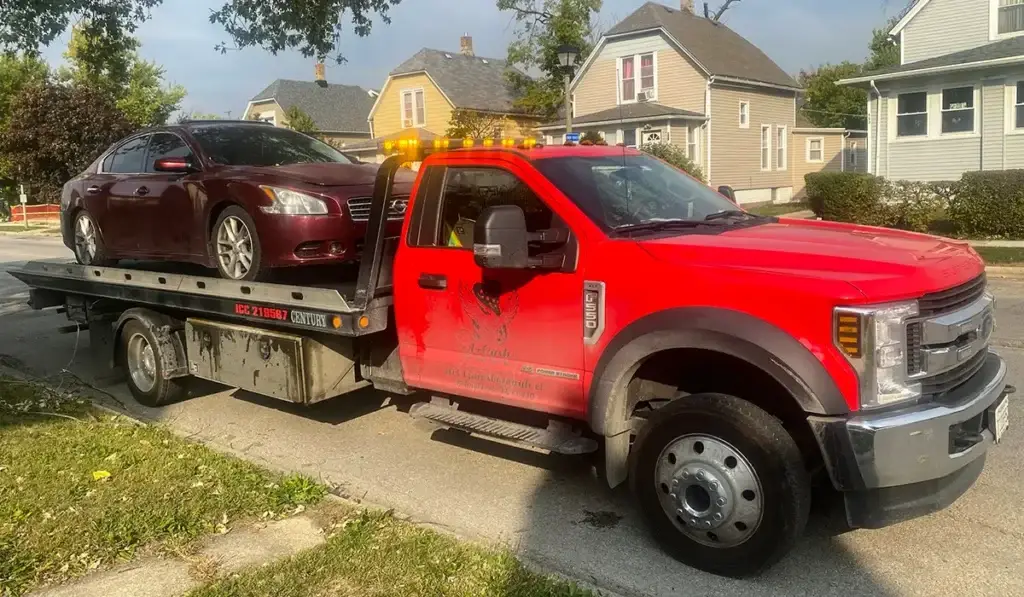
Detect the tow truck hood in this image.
<box><xmin>639</xmin><ymin>218</ymin><xmax>985</xmax><ymax>300</ymax></box>
<box><xmin>243</xmin><ymin>163</ymin><xmax>418</xmax><ymax>187</ymax></box>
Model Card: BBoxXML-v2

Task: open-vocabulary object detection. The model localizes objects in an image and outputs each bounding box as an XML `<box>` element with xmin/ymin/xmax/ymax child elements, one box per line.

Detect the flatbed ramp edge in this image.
<box><xmin>8</xmin><ymin>261</ymin><xmax>391</xmax><ymax>336</ymax></box>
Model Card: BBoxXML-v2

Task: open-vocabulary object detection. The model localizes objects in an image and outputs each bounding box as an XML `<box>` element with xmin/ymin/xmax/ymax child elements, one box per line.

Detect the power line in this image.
<box><xmin>799</xmin><ymin>107</ymin><xmax>868</xmax><ymax>120</ymax></box>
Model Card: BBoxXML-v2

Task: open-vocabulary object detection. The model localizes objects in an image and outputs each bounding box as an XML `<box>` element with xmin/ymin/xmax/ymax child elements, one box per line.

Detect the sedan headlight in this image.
<box><xmin>259</xmin><ymin>186</ymin><xmax>328</xmax><ymax>215</ymax></box>
<box><xmin>835</xmin><ymin>300</ymin><xmax>920</xmax><ymax>410</ymax></box>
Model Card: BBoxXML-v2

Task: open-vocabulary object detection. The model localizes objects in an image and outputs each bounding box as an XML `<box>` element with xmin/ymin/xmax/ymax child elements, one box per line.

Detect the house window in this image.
<box><xmin>896</xmin><ymin>92</ymin><xmax>928</xmax><ymax>137</ymax></box>
<box><xmin>806</xmin><ymin>137</ymin><xmax>824</xmax><ymax>163</ymax></box>
<box><xmin>641</xmin><ymin>129</ymin><xmax>662</xmax><ymax>146</ymax></box>
<box><xmin>622</xmin><ymin>128</ymin><xmax>637</xmax><ymax>148</ymax></box>
<box><xmin>1015</xmin><ymin>82</ymin><xmax>1024</xmax><ymax>128</ymax></box>
<box><xmin>687</xmin><ymin>125</ymin><xmax>699</xmax><ymax>162</ymax></box>
<box><xmin>760</xmin><ymin>125</ymin><xmax>771</xmax><ymax>171</ymax></box>
<box><xmin>739</xmin><ymin>102</ymin><xmax>750</xmax><ymax>128</ymax></box>
<box><xmin>776</xmin><ymin>125</ymin><xmax>787</xmax><ymax>171</ymax></box>
<box><xmin>619</xmin><ymin>53</ymin><xmax>655</xmax><ymax>103</ymax></box>
<box><xmin>998</xmin><ymin>0</ymin><xmax>1024</xmax><ymax>35</ymax></box>
<box><xmin>941</xmin><ymin>87</ymin><xmax>975</xmax><ymax>133</ymax></box>
<box><xmin>401</xmin><ymin>89</ymin><xmax>425</xmax><ymax>128</ymax></box>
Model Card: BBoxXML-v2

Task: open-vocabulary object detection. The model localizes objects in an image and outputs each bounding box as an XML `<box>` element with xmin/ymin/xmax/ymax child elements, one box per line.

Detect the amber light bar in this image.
<box><xmin>380</xmin><ymin>136</ymin><xmax>544</xmax><ymax>161</ymax></box>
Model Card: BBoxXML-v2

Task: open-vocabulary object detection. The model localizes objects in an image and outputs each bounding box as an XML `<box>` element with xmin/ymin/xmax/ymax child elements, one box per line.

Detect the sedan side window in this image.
<box><xmin>145</xmin><ymin>133</ymin><xmax>192</xmax><ymax>172</ymax></box>
<box><xmin>108</xmin><ymin>136</ymin><xmax>150</xmax><ymax>174</ymax></box>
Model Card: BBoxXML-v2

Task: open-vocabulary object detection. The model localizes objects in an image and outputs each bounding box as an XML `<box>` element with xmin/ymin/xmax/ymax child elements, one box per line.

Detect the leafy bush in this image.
<box><xmin>642</xmin><ymin>141</ymin><xmax>705</xmax><ymax>182</ymax></box>
<box><xmin>580</xmin><ymin>130</ymin><xmax>604</xmax><ymax>144</ymax></box>
<box><xmin>948</xmin><ymin>170</ymin><xmax>1024</xmax><ymax>239</ymax></box>
<box><xmin>805</xmin><ymin>172</ymin><xmax>945</xmax><ymax>233</ymax></box>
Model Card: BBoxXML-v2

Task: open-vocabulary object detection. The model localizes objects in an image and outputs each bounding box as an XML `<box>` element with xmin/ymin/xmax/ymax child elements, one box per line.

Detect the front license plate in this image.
<box><xmin>992</xmin><ymin>395</ymin><xmax>1010</xmax><ymax>444</ymax></box>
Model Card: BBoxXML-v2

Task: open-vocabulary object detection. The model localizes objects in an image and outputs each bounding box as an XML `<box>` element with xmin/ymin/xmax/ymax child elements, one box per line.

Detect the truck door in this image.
<box><xmin>394</xmin><ymin>159</ymin><xmax>587</xmax><ymax>419</ymax></box>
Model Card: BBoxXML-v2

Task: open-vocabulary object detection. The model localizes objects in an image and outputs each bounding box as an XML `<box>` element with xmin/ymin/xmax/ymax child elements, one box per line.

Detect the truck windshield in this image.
<box><xmin>533</xmin><ymin>154</ymin><xmax>743</xmax><ymax>232</ymax></box>
<box><xmin>190</xmin><ymin>125</ymin><xmax>353</xmax><ymax>167</ymax></box>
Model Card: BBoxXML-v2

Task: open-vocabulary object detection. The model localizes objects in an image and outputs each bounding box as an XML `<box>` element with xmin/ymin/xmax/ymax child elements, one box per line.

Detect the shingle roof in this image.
<box><xmin>605</xmin><ymin>2</ymin><xmax>799</xmax><ymax>89</ymax></box>
<box><xmin>538</xmin><ymin>102</ymin><xmax>705</xmax><ymax>129</ymax></box>
<box><xmin>250</xmin><ymin>80</ymin><xmax>376</xmax><ymax>133</ymax></box>
<box><xmin>389</xmin><ymin>48</ymin><xmax>528</xmax><ymax>113</ymax></box>
<box><xmin>857</xmin><ymin>36</ymin><xmax>1024</xmax><ymax>80</ymax></box>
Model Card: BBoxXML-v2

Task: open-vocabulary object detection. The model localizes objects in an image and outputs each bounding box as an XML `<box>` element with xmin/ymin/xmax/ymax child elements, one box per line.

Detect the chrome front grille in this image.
<box><xmin>908</xmin><ymin>274</ymin><xmax>994</xmax><ymax>398</ymax></box>
<box><xmin>347</xmin><ymin>196</ymin><xmax>409</xmax><ymax>222</ymax></box>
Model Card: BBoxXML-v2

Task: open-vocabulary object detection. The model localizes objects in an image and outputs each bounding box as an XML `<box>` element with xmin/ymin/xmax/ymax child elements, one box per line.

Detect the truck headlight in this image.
<box><xmin>835</xmin><ymin>300</ymin><xmax>920</xmax><ymax>410</ymax></box>
<box><xmin>259</xmin><ymin>186</ymin><xmax>328</xmax><ymax>215</ymax></box>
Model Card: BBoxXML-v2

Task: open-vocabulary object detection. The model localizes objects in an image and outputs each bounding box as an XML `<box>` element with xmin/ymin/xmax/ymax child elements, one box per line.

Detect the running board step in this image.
<box><xmin>410</xmin><ymin>399</ymin><xmax>598</xmax><ymax>455</ymax></box>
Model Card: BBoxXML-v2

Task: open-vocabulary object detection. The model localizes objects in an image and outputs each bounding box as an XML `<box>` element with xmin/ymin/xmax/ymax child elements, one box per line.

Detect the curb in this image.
<box><xmin>986</xmin><ymin>265</ymin><xmax>1024</xmax><ymax>280</ymax></box>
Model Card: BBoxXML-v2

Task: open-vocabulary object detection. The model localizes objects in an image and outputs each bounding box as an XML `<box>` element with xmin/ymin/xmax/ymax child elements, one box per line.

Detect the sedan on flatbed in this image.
<box><xmin>61</xmin><ymin>120</ymin><xmax>412</xmax><ymax>281</ymax></box>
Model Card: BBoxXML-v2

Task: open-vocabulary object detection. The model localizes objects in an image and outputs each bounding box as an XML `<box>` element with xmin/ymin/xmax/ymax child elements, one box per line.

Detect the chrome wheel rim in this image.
<box><xmin>126</xmin><ymin>333</ymin><xmax>157</xmax><ymax>394</ymax></box>
<box><xmin>216</xmin><ymin>216</ymin><xmax>254</xmax><ymax>279</ymax></box>
<box><xmin>655</xmin><ymin>434</ymin><xmax>764</xmax><ymax>548</ymax></box>
<box><xmin>74</xmin><ymin>215</ymin><xmax>98</xmax><ymax>263</ymax></box>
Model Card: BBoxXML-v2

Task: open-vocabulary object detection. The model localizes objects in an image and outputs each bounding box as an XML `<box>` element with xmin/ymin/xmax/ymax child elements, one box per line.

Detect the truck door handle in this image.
<box><xmin>418</xmin><ymin>273</ymin><xmax>447</xmax><ymax>290</ymax></box>
<box><xmin>134</xmin><ymin>186</ymin><xmax>150</xmax><ymax>197</ymax></box>
<box><xmin>86</xmin><ymin>186</ymin><xmax>101</xmax><ymax>195</ymax></box>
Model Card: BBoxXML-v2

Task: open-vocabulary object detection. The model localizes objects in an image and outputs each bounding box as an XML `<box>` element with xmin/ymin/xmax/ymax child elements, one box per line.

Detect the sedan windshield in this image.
<box><xmin>190</xmin><ymin>125</ymin><xmax>352</xmax><ymax>167</ymax></box>
<box><xmin>533</xmin><ymin>154</ymin><xmax>746</xmax><ymax>232</ymax></box>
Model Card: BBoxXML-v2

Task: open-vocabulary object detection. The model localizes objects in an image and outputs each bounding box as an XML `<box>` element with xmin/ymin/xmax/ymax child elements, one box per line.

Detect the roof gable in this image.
<box><xmin>602</xmin><ymin>2</ymin><xmax>799</xmax><ymax>89</ymax></box>
<box><xmin>389</xmin><ymin>48</ymin><xmax>529</xmax><ymax>113</ymax></box>
<box><xmin>249</xmin><ymin>79</ymin><xmax>376</xmax><ymax>133</ymax></box>
<box><xmin>890</xmin><ymin>0</ymin><xmax>930</xmax><ymax>35</ymax></box>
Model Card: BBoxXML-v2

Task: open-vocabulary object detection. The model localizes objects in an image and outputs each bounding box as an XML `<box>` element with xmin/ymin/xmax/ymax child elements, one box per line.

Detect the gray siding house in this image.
<box><xmin>840</xmin><ymin>0</ymin><xmax>1024</xmax><ymax>181</ymax></box>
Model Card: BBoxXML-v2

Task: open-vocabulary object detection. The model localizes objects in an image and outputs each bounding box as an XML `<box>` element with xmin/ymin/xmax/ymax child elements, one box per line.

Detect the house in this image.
<box><xmin>791</xmin><ymin>113</ymin><xmax>868</xmax><ymax>198</ymax></box>
<box><xmin>347</xmin><ymin>36</ymin><xmax>545</xmax><ymax>161</ymax></box>
<box><xmin>536</xmin><ymin>0</ymin><xmax>802</xmax><ymax>204</ymax></box>
<box><xmin>839</xmin><ymin>0</ymin><xmax>1024</xmax><ymax>181</ymax></box>
<box><xmin>243</xmin><ymin>71</ymin><xmax>377</xmax><ymax>147</ymax></box>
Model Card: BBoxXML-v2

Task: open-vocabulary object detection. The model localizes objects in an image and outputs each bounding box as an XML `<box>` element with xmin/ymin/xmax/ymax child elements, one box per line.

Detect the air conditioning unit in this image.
<box><xmin>639</xmin><ymin>88</ymin><xmax>655</xmax><ymax>102</ymax></box>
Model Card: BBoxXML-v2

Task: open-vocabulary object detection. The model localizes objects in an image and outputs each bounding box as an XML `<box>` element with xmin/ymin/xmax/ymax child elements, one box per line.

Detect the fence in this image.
<box><xmin>8</xmin><ymin>204</ymin><xmax>60</xmax><ymax>223</ymax></box>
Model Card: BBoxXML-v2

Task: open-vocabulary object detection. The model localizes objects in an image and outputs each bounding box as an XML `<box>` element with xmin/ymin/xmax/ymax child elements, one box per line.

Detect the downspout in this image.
<box><xmin>706</xmin><ymin>75</ymin><xmax>714</xmax><ymax>185</ymax></box>
<box><xmin>842</xmin><ymin>131</ymin><xmax>851</xmax><ymax>172</ymax></box>
<box><xmin>870</xmin><ymin>80</ymin><xmax>881</xmax><ymax>176</ymax></box>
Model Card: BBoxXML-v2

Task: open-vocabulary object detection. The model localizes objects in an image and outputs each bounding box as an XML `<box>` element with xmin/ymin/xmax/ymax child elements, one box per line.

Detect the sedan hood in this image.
<box><xmin>639</xmin><ymin>218</ymin><xmax>985</xmax><ymax>301</ymax></box>
<box><xmin>244</xmin><ymin>163</ymin><xmax>418</xmax><ymax>187</ymax></box>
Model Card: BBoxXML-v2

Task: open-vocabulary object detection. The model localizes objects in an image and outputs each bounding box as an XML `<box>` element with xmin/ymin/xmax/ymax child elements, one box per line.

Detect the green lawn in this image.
<box><xmin>975</xmin><ymin>246</ymin><xmax>1024</xmax><ymax>265</ymax></box>
<box><xmin>187</xmin><ymin>506</ymin><xmax>592</xmax><ymax>597</ymax></box>
<box><xmin>0</xmin><ymin>222</ymin><xmax>60</xmax><ymax>234</ymax></box>
<box><xmin>746</xmin><ymin>201</ymin><xmax>809</xmax><ymax>217</ymax></box>
<box><xmin>0</xmin><ymin>377</ymin><xmax>325</xmax><ymax>596</ymax></box>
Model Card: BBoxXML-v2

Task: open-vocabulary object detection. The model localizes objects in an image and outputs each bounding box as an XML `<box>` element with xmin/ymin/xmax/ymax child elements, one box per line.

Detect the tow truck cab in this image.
<box><xmin>11</xmin><ymin>137</ymin><xmax>1011</xmax><ymax>579</ymax></box>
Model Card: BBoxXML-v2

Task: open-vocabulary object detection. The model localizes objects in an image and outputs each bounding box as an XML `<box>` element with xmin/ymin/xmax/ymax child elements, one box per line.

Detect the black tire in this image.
<box><xmin>119</xmin><ymin>320</ymin><xmax>186</xmax><ymax>407</ymax></box>
<box><xmin>72</xmin><ymin>210</ymin><xmax>117</xmax><ymax>267</ymax></box>
<box><xmin>211</xmin><ymin>206</ymin><xmax>266</xmax><ymax>281</ymax></box>
<box><xmin>629</xmin><ymin>393</ymin><xmax>810</xmax><ymax>578</ymax></box>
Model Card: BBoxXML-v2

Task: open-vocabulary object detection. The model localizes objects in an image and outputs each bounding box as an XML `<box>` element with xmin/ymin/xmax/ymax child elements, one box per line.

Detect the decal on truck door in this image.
<box><xmin>583</xmin><ymin>281</ymin><xmax>606</xmax><ymax>346</ymax></box>
<box><xmin>458</xmin><ymin>280</ymin><xmax>519</xmax><ymax>357</ymax></box>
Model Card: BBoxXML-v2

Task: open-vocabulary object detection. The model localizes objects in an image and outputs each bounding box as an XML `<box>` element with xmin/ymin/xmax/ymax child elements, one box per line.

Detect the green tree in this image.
<box><xmin>0</xmin><ymin>81</ymin><xmax>134</xmax><ymax>204</ymax></box>
<box><xmin>798</xmin><ymin>63</ymin><xmax>868</xmax><ymax>129</ymax></box>
<box><xmin>177</xmin><ymin>111</ymin><xmax>223</xmax><ymax>123</ymax></box>
<box><xmin>60</xmin><ymin>25</ymin><xmax>185</xmax><ymax>127</ymax></box>
<box><xmin>642</xmin><ymin>142</ymin><xmax>704</xmax><ymax>182</ymax></box>
<box><xmin>498</xmin><ymin>0</ymin><xmax>602</xmax><ymax>118</ymax></box>
<box><xmin>445</xmin><ymin>109</ymin><xmax>505</xmax><ymax>138</ymax></box>
<box><xmin>866</xmin><ymin>17</ymin><xmax>901</xmax><ymax>71</ymax></box>
<box><xmin>1</xmin><ymin>1</ymin><xmax>400</xmax><ymax>66</ymax></box>
<box><xmin>580</xmin><ymin>130</ymin><xmax>603</xmax><ymax>144</ymax></box>
<box><xmin>284</xmin><ymin>106</ymin><xmax>319</xmax><ymax>134</ymax></box>
<box><xmin>0</xmin><ymin>55</ymin><xmax>49</xmax><ymax>128</ymax></box>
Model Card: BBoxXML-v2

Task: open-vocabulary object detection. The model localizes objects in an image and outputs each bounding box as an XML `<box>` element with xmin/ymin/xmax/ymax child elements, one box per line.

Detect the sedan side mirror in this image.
<box><xmin>718</xmin><ymin>185</ymin><xmax>737</xmax><ymax>203</ymax></box>
<box><xmin>154</xmin><ymin>157</ymin><xmax>197</xmax><ymax>173</ymax></box>
<box><xmin>473</xmin><ymin>205</ymin><xmax>529</xmax><ymax>269</ymax></box>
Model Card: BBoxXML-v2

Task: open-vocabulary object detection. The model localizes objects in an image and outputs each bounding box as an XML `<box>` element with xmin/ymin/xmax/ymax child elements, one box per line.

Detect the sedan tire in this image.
<box><xmin>72</xmin><ymin>210</ymin><xmax>116</xmax><ymax>267</ymax></box>
<box><xmin>212</xmin><ymin>206</ymin><xmax>266</xmax><ymax>281</ymax></box>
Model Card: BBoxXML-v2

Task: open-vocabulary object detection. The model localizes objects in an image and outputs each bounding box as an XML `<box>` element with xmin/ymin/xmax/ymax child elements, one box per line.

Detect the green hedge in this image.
<box><xmin>805</xmin><ymin>172</ymin><xmax>946</xmax><ymax>234</ymax></box>
<box><xmin>948</xmin><ymin>170</ymin><xmax>1024</xmax><ymax>239</ymax></box>
<box><xmin>642</xmin><ymin>142</ymin><xmax>705</xmax><ymax>182</ymax></box>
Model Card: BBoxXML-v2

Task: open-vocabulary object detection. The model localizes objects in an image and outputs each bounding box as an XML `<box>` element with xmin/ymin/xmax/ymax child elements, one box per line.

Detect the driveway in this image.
<box><xmin>1</xmin><ymin>237</ymin><xmax>1022</xmax><ymax>597</ymax></box>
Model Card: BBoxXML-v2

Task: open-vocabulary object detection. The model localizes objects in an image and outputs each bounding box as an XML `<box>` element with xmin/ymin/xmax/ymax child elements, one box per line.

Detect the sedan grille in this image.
<box><xmin>347</xmin><ymin>196</ymin><xmax>409</xmax><ymax>222</ymax></box>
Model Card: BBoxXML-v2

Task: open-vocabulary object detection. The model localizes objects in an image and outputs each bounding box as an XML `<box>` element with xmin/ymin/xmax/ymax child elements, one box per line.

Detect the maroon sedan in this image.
<box><xmin>60</xmin><ymin>121</ymin><xmax>412</xmax><ymax>281</ymax></box>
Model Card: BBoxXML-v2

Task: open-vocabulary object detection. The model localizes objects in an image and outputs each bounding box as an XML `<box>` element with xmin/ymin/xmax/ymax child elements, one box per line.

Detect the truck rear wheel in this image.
<box><xmin>120</xmin><ymin>320</ymin><xmax>185</xmax><ymax>407</ymax></box>
<box><xmin>629</xmin><ymin>393</ymin><xmax>810</xmax><ymax>578</ymax></box>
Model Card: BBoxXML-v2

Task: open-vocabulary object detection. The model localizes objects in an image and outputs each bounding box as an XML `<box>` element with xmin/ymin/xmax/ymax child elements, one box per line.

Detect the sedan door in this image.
<box><xmin>103</xmin><ymin>135</ymin><xmax>152</xmax><ymax>254</ymax></box>
<box><xmin>141</xmin><ymin>132</ymin><xmax>202</xmax><ymax>259</ymax></box>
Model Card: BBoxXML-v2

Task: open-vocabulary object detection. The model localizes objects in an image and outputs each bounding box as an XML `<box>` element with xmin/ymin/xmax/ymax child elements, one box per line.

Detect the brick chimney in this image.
<box><xmin>460</xmin><ymin>34</ymin><xmax>474</xmax><ymax>56</ymax></box>
<box><xmin>680</xmin><ymin>0</ymin><xmax>694</xmax><ymax>13</ymax></box>
<box><xmin>314</xmin><ymin>62</ymin><xmax>327</xmax><ymax>87</ymax></box>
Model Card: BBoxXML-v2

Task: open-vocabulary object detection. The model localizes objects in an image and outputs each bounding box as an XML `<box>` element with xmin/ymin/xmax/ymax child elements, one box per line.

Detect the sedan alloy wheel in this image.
<box><xmin>216</xmin><ymin>215</ymin><xmax>254</xmax><ymax>280</ymax></box>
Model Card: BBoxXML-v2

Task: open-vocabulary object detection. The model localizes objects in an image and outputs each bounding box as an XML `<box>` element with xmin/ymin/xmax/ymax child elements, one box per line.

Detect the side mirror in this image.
<box><xmin>154</xmin><ymin>157</ymin><xmax>196</xmax><ymax>173</ymax></box>
<box><xmin>473</xmin><ymin>205</ymin><xmax>529</xmax><ymax>269</ymax></box>
<box><xmin>717</xmin><ymin>185</ymin><xmax>736</xmax><ymax>203</ymax></box>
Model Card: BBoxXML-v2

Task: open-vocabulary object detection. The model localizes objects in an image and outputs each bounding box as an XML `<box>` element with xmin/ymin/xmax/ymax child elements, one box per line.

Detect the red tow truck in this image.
<box><xmin>10</xmin><ymin>137</ymin><xmax>1012</xmax><ymax>577</ymax></box>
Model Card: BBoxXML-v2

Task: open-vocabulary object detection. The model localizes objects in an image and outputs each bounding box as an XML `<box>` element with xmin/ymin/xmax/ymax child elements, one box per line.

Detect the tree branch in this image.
<box><xmin>712</xmin><ymin>0</ymin><xmax>742</xmax><ymax>22</ymax></box>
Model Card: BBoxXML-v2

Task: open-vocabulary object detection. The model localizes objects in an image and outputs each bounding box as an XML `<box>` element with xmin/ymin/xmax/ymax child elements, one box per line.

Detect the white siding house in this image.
<box><xmin>841</xmin><ymin>0</ymin><xmax>1024</xmax><ymax>181</ymax></box>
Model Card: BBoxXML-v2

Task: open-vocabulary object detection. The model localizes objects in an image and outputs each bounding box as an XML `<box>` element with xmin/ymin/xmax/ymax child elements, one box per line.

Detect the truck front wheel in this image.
<box><xmin>629</xmin><ymin>393</ymin><xmax>810</xmax><ymax>578</ymax></box>
<box><xmin>120</xmin><ymin>320</ymin><xmax>186</xmax><ymax>407</ymax></box>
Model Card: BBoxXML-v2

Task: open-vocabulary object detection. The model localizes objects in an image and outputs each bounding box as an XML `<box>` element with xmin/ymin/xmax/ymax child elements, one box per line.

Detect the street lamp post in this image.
<box><xmin>557</xmin><ymin>44</ymin><xmax>579</xmax><ymax>135</ymax></box>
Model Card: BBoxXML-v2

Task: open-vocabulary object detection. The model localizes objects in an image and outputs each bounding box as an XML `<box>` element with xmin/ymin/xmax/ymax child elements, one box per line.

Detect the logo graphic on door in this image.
<box><xmin>458</xmin><ymin>280</ymin><xmax>519</xmax><ymax>357</ymax></box>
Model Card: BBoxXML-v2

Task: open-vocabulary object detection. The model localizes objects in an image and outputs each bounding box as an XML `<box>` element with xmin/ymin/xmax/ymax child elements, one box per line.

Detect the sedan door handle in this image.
<box><xmin>86</xmin><ymin>186</ymin><xmax>101</xmax><ymax>195</ymax></box>
<box><xmin>418</xmin><ymin>273</ymin><xmax>447</xmax><ymax>290</ymax></box>
<box><xmin>134</xmin><ymin>186</ymin><xmax>150</xmax><ymax>197</ymax></box>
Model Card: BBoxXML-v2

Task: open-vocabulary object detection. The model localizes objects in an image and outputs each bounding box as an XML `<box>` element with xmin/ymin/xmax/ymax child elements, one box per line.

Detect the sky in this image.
<box><xmin>39</xmin><ymin>0</ymin><xmax>907</xmax><ymax>117</ymax></box>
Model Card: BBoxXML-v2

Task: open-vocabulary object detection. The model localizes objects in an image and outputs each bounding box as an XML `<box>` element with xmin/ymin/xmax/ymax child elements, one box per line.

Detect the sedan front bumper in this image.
<box><xmin>811</xmin><ymin>351</ymin><xmax>1011</xmax><ymax>529</ymax></box>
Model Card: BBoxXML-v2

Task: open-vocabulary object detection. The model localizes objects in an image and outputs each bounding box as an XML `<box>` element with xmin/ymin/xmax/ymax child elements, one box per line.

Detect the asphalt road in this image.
<box><xmin>1</xmin><ymin>235</ymin><xmax>1023</xmax><ymax>597</ymax></box>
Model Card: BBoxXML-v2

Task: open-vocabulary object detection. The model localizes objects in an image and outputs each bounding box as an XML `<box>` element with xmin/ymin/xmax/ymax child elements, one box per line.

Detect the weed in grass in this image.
<box><xmin>0</xmin><ymin>377</ymin><xmax>325</xmax><ymax>596</ymax></box>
